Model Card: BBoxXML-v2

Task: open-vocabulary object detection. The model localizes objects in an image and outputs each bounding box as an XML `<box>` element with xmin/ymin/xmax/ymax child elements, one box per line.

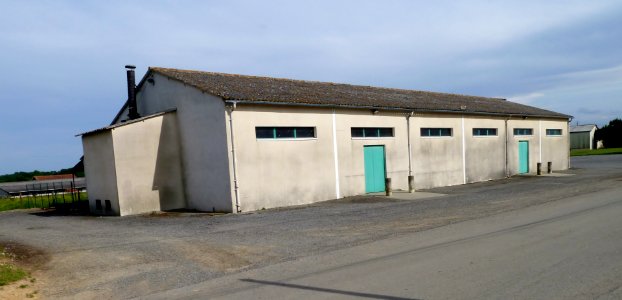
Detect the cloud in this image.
<box><xmin>1</xmin><ymin>1</ymin><xmax>622</xmax><ymax>173</ymax></box>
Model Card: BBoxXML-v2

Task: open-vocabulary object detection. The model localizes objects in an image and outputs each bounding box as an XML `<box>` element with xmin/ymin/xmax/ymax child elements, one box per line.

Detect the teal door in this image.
<box><xmin>518</xmin><ymin>141</ymin><xmax>529</xmax><ymax>174</ymax></box>
<box><xmin>364</xmin><ymin>145</ymin><xmax>386</xmax><ymax>193</ymax></box>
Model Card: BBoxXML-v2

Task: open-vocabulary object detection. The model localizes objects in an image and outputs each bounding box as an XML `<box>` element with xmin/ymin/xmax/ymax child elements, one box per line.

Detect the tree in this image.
<box><xmin>595</xmin><ymin>118</ymin><xmax>622</xmax><ymax>148</ymax></box>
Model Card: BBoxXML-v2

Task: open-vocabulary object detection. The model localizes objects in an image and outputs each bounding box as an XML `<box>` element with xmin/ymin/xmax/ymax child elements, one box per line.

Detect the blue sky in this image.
<box><xmin>1</xmin><ymin>1</ymin><xmax>621</xmax><ymax>174</ymax></box>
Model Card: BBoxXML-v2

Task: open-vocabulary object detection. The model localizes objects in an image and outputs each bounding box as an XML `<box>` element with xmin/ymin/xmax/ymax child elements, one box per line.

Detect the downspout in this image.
<box><xmin>406</xmin><ymin>111</ymin><xmax>414</xmax><ymax>193</ymax></box>
<box><xmin>226</xmin><ymin>102</ymin><xmax>241</xmax><ymax>213</ymax></box>
<box><xmin>461</xmin><ymin>115</ymin><xmax>466</xmax><ymax>184</ymax></box>
<box><xmin>504</xmin><ymin>117</ymin><xmax>509</xmax><ymax>177</ymax></box>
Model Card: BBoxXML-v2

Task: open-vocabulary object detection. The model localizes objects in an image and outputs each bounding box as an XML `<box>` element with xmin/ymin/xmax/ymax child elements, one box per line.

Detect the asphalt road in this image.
<box><xmin>0</xmin><ymin>155</ymin><xmax>621</xmax><ymax>298</ymax></box>
<box><xmin>152</xmin><ymin>184</ymin><xmax>622</xmax><ymax>300</ymax></box>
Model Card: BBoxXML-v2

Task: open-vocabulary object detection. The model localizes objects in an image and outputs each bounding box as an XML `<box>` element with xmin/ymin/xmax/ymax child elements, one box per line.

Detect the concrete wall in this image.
<box><xmin>464</xmin><ymin>116</ymin><xmax>507</xmax><ymax>183</ymax></box>
<box><xmin>228</xmin><ymin>105</ymin><xmax>571</xmax><ymax>211</ymax></box>
<box><xmin>135</xmin><ymin>73</ymin><xmax>233</xmax><ymax>212</ymax></box>
<box><xmin>228</xmin><ymin>105</ymin><xmax>336</xmax><ymax>211</ymax></box>
<box><xmin>111</xmin><ymin>113</ymin><xmax>185</xmax><ymax>216</ymax></box>
<box><xmin>540</xmin><ymin>119</ymin><xmax>570</xmax><ymax>171</ymax></box>
<box><xmin>336</xmin><ymin>109</ymin><xmax>410</xmax><ymax>197</ymax></box>
<box><xmin>411</xmin><ymin>114</ymin><xmax>464</xmax><ymax>189</ymax></box>
<box><xmin>82</xmin><ymin>131</ymin><xmax>119</xmax><ymax>214</ymax></box>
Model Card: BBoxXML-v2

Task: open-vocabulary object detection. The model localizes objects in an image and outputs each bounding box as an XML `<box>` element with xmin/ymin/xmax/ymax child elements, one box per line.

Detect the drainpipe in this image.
<box><xmin>406</xmin><ymin>111</ymin><xmax>414</xmax><ymax>193</ymax></box>
<box><xmin>226</xmin><ymin>102</ymin><xmax>241</xmax><ymax>213</ymax></box>
<box><xmin>504</xmin><ymin>117</ymin><xmax>509</xmax><ymax>177</ymax></box>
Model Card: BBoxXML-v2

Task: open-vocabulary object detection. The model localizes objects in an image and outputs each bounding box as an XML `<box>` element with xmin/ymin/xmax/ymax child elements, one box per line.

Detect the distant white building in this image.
<box><xmin>79</xmin><ymin>66</ymin><xmax>572</xmax><ymax>216</ymax></box>
<box><xmin>569</xmin><ymin>124</ymin><xmax>597</xmax><ymax>150</ymax></box>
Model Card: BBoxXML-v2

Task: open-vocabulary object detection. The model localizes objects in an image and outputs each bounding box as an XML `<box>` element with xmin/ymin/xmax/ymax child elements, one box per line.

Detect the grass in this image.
<box><xmin>0</xmin><ymin>264</ymin><xmax>27</xmax><ymax>286</ymax></box>
<box><xmin>0</xmin><ymin>192</ymin><xmax>87</xmax><ymax>212</ymax></box>
<box><xmin>570</xmin><ymin>148</ymin><xmax>622</xmax><ymax>156</ymax></box>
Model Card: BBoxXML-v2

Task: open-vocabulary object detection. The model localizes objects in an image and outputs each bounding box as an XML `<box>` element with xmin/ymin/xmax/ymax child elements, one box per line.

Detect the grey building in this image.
<box><xmin>80</xmin><ymin>67</ymin><xmax>571</xmax><ymax>216</ymax></box>
<box><xmin>569</xmin><ymin>124</ymin><xmax>597</xmax><ymax>150</ymax></box>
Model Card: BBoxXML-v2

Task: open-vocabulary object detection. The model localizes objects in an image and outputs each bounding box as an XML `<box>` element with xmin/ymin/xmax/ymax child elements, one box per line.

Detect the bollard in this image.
<box><xmin>537</xmin><ymin>162</ymin><xmax>542</xmax><ymax>175</ymax></box>
<box><xmin>408</xmin><ymin>175</ymin><xmax>415</xmax><ymax>193</ymax></box>
<box><xmin>385</xmin><ymin>178</ymin><xmax>392</xmax><ymax>196</ymax></box>
<box><xmin>547</xmin><ymin>162</ymin><xmax>552</xmax><ymax>174</ymax></box>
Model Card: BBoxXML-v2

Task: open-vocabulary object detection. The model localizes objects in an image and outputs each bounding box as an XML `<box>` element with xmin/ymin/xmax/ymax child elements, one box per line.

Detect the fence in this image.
<box><xmin>11</xmin><ymin>181</ymin><xmax>87</xmax><ymax>211</ymax></box>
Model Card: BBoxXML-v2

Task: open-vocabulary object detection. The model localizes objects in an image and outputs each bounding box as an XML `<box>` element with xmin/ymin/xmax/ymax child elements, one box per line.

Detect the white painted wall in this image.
<box><xmin>82</xmin><ymin>131</ymin><xmax>119</xmax><ymax>214</ymax></box>
<box><xmin>111</xmin><ymin>113</ymin><xmax>185</xmax><ymax>216</ymax></box>
<box><xmin>464</xmin><ymin>117</ymin><xmax>507</xmax><ymax>183</ymax></box>
<box><xmin>335</xmin><ymin>109</ymin><xmax>410</xmax><ymax>196</ymax></box>
<box><xmin>135</xmin><ymin>74</ymin><xmax>233</xmax><ymax>212</ymax></box>
<box><xmin>410</xmin><ymin>114</ymin><xmax>464</xmax><ymax>189</ymax></box>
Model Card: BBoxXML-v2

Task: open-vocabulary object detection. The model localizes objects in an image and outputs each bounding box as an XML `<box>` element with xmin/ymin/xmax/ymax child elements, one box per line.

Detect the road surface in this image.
<box><xmin>151</xmin><ymin>185</ymin><xmax>622</xmax><ymax>300</ymax></box>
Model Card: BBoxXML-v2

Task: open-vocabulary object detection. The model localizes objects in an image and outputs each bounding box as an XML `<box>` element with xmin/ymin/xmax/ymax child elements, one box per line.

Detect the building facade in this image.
<box><xmin>80</xmin><ymin>67</ymin><xmax>571</xmax><ymax>216</ymax></box>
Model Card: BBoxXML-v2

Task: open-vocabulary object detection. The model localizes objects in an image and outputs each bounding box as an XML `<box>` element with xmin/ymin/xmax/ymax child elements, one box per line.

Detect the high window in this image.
<box><xmin>255</xmin><ymin>127</ymin><xmax>316</xmax><ymax>139</ymax></box>
<box><xmin>546</xmin><ymin>129</ymin><xmax>562</xmax><ymax>136</ymax></box>
<box><xmin>473</xmin><ymin>128</ymin><xmax>498</xmax><ymax>136</ymax></box>
<box><xmin>513</xmin><ymin>128</ymin><xmax>533</xmax><ymax>136</ymax></box>
<box><xmin>351</xmin><ymin>127</ymin><xmax>394</xmax><ymax>138</ymax></box>
<box><xmin>421</xmin><ymin>128</ymin><xmax>452</xmax><ymax>137</ymax></box>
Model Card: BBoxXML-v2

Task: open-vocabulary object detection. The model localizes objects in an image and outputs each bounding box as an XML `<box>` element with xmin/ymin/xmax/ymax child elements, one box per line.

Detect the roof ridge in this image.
<box><xmin>148</xmin><ymin>67</ymin><xmax>505</xmax><ymax>101</ymax></box>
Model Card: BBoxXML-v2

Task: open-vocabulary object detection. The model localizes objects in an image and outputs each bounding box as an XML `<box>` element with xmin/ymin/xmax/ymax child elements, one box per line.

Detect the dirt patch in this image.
<box><xmin>0</xmin><ymin>241</ymin><xmax>47</xmax><ymax>299</ymax></box>
<box><xmin>163</xmin><ymin>240</ymin><xmax>275</xmax><ymax>272</ymax></box>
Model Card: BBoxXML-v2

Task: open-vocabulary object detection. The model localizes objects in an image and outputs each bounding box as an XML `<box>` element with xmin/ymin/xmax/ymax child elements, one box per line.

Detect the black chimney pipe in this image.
<box><xmin>125</xmin><ymin>65</ymin><xmax>140</xmax><ymax>120</ymax></box>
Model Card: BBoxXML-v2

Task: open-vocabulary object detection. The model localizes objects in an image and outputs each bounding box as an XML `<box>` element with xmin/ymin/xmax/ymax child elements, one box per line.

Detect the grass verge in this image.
<box><xmin>0</xmin><ymin>192</ymin><xmax>87</xmax><ymax>212</ymax></box>
<box><xmin>570</xmin><ymin>148</ymin><xmax>622</xmax><ymax>156</ymax></box>
<box><xmin>0</xmin><ymin>264</ymin><xmax>27</xmax><ymax>286</ymax></box>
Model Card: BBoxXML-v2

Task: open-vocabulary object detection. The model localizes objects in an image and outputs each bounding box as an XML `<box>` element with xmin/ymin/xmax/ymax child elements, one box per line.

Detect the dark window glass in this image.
<box><xmin>351</xmin><ymin>127</ymin><xmax>394</xmax><ymax>138</ymax></box>
<box><xmin>363</xmin><ymin>128</ymin><xmax>378</xmax><ymax>137</ymax></box>
<box><xmin>351</xmin><ymin>128</ymin><xmax>364</xmax><ymax>137</ymax></box>
<box><xmin>514</xmin><ymin>128</ymin><xmax>533</xmax><ymax>135</ymax></box>
<box><xmin>275</xmin><ymin>127</ymin><xmax>295</xmax><ymax>138</ymax></box>
<box><xmin>473</xmin><ymin>128</ymin><xmax>497</xmax><ymax>136</ymax></box>
<box><xmin>421</xmin><ymin>128</ymin><xmax>452</xmax><ymax>137</ymax></box>
<box><xmin>255</xmin><ymin>127</ymin><xmax>274</xmax><ymax>139</ymax></box>
<box><xmin>378</xmin><ymin>128</ymin><xmax>393</xmax><ymax>137</ymax></box>
<box><xmin>256</xmin><ymin>127</ymin><xmax>316</xmax><ymax>139</ymax></box>
<box><xmin>546</xmin><ymin>129</ymin><xmax>562</xmax><ymax>136</ymax></box>
<box><xmin>296</xmin><ymin>127</ymin><xmax>315</xmax><ymax>138</ymax></box>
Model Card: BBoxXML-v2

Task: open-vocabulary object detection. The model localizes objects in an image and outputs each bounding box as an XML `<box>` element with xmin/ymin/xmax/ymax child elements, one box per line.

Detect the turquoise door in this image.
<box><xmin>518</xmin><ymin>141</ymin><xmax>529</xmax><ymax>174</ymax></box>
<box><xmin>364</xmin><ymin>145</ymin><xmax>386</xmax><ymax>193</ymax></box>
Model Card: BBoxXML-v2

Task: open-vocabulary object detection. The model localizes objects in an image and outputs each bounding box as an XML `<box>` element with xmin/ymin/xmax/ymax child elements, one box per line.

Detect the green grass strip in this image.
<box><xmin>571</xmin><ymin>148</ymin><xmax>622</xmax><ymax>156</ymax></box>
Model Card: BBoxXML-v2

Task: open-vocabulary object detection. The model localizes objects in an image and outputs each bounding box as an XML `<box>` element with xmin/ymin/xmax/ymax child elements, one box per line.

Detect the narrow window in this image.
<box><xmin>421</xmin><ymin>128</ymin><xmax>453</xmax><ymax>137</ymax></box>
<box><xmin>351</xmin><ymin>127</ymin><xmax>394</xmax><ymax>138</ymax></box>
<box><xmin>513</xmin><ymin>128</ymin><xmax>533</xmax><ymax>136</ymax></box>
<box><xmin>255</xmin><ymin>127</ymin><xmax>316</xmax><ymax>139</ymax></box>
<box><xmin>546</xmin><ymin>129</ymin><xmax>562</xmax><ymax>136</ymax></box>
<box><xmin>473</xmin><ymin>128</ymin><xmax>498</xmax><ymax>136</ymax></box>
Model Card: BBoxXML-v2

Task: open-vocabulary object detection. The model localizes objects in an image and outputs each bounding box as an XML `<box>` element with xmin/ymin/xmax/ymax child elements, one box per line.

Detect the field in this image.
<box><xmin>570</xmin><ymin>148</ymin><xmax>622</xmax><ymax>156</ymax></box>
<box><xmin>0</xmin><ymin>192</ymin><xmax>87</xmax><ymax>212</ymax></box>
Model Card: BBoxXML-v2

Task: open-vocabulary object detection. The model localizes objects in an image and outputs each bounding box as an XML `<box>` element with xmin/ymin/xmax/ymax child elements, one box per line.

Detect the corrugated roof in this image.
<box><xmin>149</xmin><ymin>67</ymin><xmax>570</xmax><ymax>119</ymax></box>
<box><xmin>570</xmin><ymin>124</ymin><xmax>597</xmax><ymax>133</ymax></box>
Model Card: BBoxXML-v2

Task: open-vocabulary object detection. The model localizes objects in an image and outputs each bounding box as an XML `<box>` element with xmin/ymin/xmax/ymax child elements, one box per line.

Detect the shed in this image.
<box><xmin>569</xmin><ymin>124</ymin><xmax>597</xmax><ymax>150</ymax></box>
<box><xmin>79</xmin><ymin>66</ymin><xmax>571</xmax><ymax>216</ymax></box>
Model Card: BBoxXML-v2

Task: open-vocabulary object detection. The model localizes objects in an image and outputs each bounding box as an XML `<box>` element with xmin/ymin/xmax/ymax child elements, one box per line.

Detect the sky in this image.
<box><xmin>1</xmin><ymin>0</ymin><xmax>621</xmax><ymax>174</ymax></box>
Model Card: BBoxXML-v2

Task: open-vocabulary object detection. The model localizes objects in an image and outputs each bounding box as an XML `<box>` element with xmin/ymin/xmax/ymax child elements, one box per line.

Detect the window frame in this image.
<box><xmin>513</xmin><ymin>128</ymin><xmax>533</xmax><ymax>136</ymax></box>
<box><xmin>472</xmin><ymin>128</ymin><xmax>498</xmax><ymax>137</ymax></box>
<box><xmin>546</xmin><ymin>129</ymin><xmax>563</xmax><ymax>136</ymax></box>
<box><xmin>255</xmin><ymin>126</ymin><xmax>317</xmax><ymax>140</ymax></box>
<box><xmin>420</xmin><ymin>127</ymin><xmax>453</xmax><ymax>138</ymax></box>
<box><xmin>351</xmin><ymin>127</ymin><xmax>395</xmax><ymax>139</ymax></box>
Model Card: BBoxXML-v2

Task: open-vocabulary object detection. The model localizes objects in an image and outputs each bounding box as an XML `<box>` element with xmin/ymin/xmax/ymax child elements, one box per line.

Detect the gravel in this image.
<box><xmin>0</xmin><ymin>155</ymin><xmax>620</xmax><ymax>298</ymax></box>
